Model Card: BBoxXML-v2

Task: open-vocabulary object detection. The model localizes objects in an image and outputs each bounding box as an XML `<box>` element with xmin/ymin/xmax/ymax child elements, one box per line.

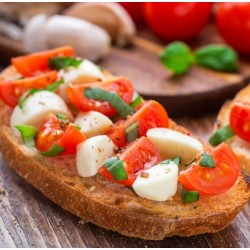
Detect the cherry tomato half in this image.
<box><xmin>216</xmin><ymin>3</ymin><xmax>250</xmax><ymax>54</ymax></box>
<box><xmin>143</xmin><ymin>2</ymin><xmax>212</xmax><ymax>41</ymax></box>
<box><xmin>0</xmin><ymin>70</ymin><xmax>58</xmax><ymax>108</ymax></box>
<box><xmin>12</xmin><ymin>46</ymin><xmax>75</xmax><ymax>77</ymax></box>
<box><xmin>36</xmin><ymin>114</ymin><xmax>86</xmax><ymax>155</ymax></box>
<box><xmin>230</xmin><ymin>102</ymin><xmax>250</xmax><ymax>142</ymax></box>
<box><xmin>67</xmin><ymin>77</ymin><xmax>134</xmax><ymax>117</ymax></box>
<box><xmin>107</xmin><ymin>100</ymin><xmax>169</xmax><ymax>148</ymax></box>
<box><xmin>179</xmin><ymin>143</ymin><xmax>240</xmax><ymax>195</ymax></box>
<box><xmin>98</xmin><ymin>136</ymin><xmax>161</xmax><ymax>186</ymax></box>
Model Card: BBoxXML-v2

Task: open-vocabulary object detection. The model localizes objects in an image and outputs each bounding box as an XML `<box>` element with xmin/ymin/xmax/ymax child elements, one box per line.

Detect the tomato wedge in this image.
<box><xmin>36</xmin><ymin>114</ymin><xmax>86</xmax><ymax>155</ymax></box>
<box><xmin>179</xmin><ymin>143</ymin><xmax>240</xmax><ymax>195</ymax></box>
<box><xmin>67</xmin><ymin>77</ymin><xmax>134</xmax><ymax>117</ymax></box>
<box><xmin>107</xmin><ymin>100</ymin><xmax>169</xmax><ymax>148</ymax></box>
<box><xmin>12</xmin><ymin>46</ymin><xmax>75</xmax><ymax>77</ymax></box>
<box><xmin>230</xmin><ymin>102</ymin><xmax>250</xmax><ymax>142</ymax></box>
<box><xmin>99</xmin><ymin>136</ymin><xmax>161</xmax><ymax>186</ymax></box>
<box><xmin>0</xmin><ymin>70</ymin><xmax>58</xmax><ymax>108</ymax></box>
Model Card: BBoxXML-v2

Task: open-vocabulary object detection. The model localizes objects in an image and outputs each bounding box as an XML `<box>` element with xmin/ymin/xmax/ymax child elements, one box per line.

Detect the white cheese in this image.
<box><xmin>147</xmin><ymin>128</ymin><xmax>203</xmax><ymax>165</ymax></box>
<box><xmin>132</xmin><ymin>162</ymin><xmax>178</xmax><ymax>201</ymax></box>
<box><xmin>58</xmin><ymin>60</ymin><xmax>105</xmax><ymax>102</ymax></box>
<box><xmin>76</xmin><ymin>135</ymin><xmax>116</xmax><ymax>177</ymax></box>
<box><xmin>10</xmin><ymin>91</ymin><xmax>72</xmax><ymax>135</ymax></box>
<box><xmin>74</xmin><ymin>111</ymin><xmax>113</xmax><ymax>138</ymax></box>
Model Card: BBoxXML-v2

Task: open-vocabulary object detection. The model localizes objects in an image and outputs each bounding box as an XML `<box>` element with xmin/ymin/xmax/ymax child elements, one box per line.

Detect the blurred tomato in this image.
<box><xmin>143</xmin><ymin>2</ymin><xmax>212</xmax><ymax>41</ymax></box>
<box><xmin>216</xmin><ymin>3</ymin><xmax>250</xmax><ymax>54</ymax></box>
<box><xmin>119</xmin><ymin>2</ymin><xmax>143</xmax><ymax>23</ymax></box>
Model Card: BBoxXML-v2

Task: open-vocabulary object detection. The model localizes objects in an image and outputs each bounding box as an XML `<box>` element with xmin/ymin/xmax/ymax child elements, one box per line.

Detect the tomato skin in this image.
<box><xmin>143</xmin><ymin>2</ymin><xmax>212</xmax><ymax>41</ymax></box>
<box><xmin>67</xmin><ymin>77</ymin><xmax>134</xmax><ymax>117</ymax></box>
<box><xmin>230</xmin><ymin>102</ymin><xmax>250</xmax><ymax>142</ymax></box>
<box><xmin>36</xmin><ymin>114</ymin><xmax>86</xmax><ymax>155</ymax></box>
<box><xmin>99</xmin><ymin>136</ymin><xmax>161</xmax><ymax>186</ymax></box>
<box><xmin>216</xmin><ymin>3</ymin><xmax>250</xmax><ymax>54</ymax></box>
<box><xmin>107</xmin><ymin>100</ymin><xmax>169</xmax><ymax>148</ymax></box>
<box><xmin>12</xmin><ymin>46</ymin><xmax>75</xmax><ymax>77</ymax></box>
<box><xmin>119</xmin><ymin>2</ymin><xmax>143</xmax><ymax>23</ymax></box>
<box><xmin>179</xmin><ymin>143</ymin><xmax>240</xmax><ymax>195</ymax></box>
<box><xmin>0</xmin><ymin>70</ymin><xmax>58</xmax><ymax>108</ymax></box>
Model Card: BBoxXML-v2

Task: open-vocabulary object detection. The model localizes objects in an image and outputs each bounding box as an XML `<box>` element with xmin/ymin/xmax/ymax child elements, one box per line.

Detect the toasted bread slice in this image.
<box><xmin>213</xmin><ymin>84</ymin><xmax>250</xmax><ymax>175</ymax></box>
<box><xmin>0</xmin><ymin>67</ymin><xmax>249</xmax><ymax>240</ymax></box>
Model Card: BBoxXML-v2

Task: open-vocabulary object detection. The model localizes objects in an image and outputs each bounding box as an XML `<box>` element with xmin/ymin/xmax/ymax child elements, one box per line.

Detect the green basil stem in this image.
<box><xmin>49</xmin><ymin>57</ymin><xmax>82</xmax><ymax>70</ymax></box>
<box><xmin>103</xmin><ymin>157</ymin><xmax>128</xmax><ymax>181</ymax></box>
<box><xmin>84</xmin><ymin>88</ymin><xmax>135</xmax><ymax>119</ymax></box>
<box><xmin>209</xmin><ymin>125</ymin><xmax>235</xmax><ymax>146</ymax></box>
<box><xmin>199</xmin><ymin>153</ymin><xmax>215</xmax><ymax>168</ymax></box>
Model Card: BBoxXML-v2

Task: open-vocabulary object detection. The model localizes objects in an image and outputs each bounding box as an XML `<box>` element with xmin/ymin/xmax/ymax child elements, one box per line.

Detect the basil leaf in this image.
<box><xmin>84</xmin><ymin>87</ymin><xmax>135</xmax><ymax>119</ymax></box>
<box><xmin>130</xmin><ymin>94</ymin><xmax>143</xmax><ymax>109</ymax></box>
<box><xmin>125</xmin><ymin>121</ymin><xmax>139</xmax><ymax>143</ymax></box>
<box><xmin>45</xmin><ymin>79</ymin><xmax>64</xmax><ymax>92</ymax></box>
<box><xmin>103</xmin><ymin>157</ymin><xmax>127</xmax><ymax>181</ymax></box>
<box><xmin>160</xmin><ymin>41</ymin><xmax>194</xmax><ymax>74</ymax></box>
<box><xmin>194</xmin><ymin>45</ymin><xmax>238</xmax><ymax>72</ymax></box>
<box><xmin>40</xmin><ymin>144</ymin><xmax>65</xmax><ymax>157</ymax></box>
<box><xmin>209</xmin><ymin>125</ymin><xmax>235</xmax><ymax>146</ymax></box>
<box><xmin>181</xmin><ymin>189</ymin><xmax>199</xmax><ymax>203</ymax></box>
<box><xmin>49</xmin><ymin>57</ymin><xmax>82</xmax><ymax>70</ymax></box>
<box><xmin>199</xmin><ymin>153</ymin><xmax>215</xmax><ymax>168</ymax></box>
<box><xmin>15</xmin><ymin>125</ymin><xmax>37</xmax><ymax>147</ymax></box>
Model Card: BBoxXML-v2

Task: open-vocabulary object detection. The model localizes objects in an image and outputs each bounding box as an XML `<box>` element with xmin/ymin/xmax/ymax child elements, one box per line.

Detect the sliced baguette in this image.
<box><xmin>213</xmin><ymin>84</ymin><xmax>250</xmax><ymax>175</ymax></box>
<box><xmin>0</xmin><ymin>67</ymin><xmax>249</xmax><ymax>240</ymax></box>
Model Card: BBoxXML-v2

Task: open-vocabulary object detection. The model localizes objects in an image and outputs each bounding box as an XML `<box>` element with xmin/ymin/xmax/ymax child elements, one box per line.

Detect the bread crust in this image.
<box><xmin>0</xmin><ymin>67</ymin><xmax>249</xmax><ymax>240</ymax></box>
<box><xmin>214</xmin><ymin>84</ymin><xmax>250</xmax><ymax>175</ymax></box>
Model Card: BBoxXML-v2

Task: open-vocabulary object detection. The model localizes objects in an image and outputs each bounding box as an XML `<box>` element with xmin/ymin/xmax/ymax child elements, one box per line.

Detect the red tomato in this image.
<box><xmin>107</xmin><ymin>100</ymin><xmax>169</xmax><ymax>148</ymax></box>
<box><xmin>216</xmin><ymin>3</ymin><xmax>250</xmax><ymax>54</ymax></box>
<box><xmin>0</xmin><ymin>70</ymin><xmax>58</xmax><ymax>108</ymax></box>
<box><xmin>179</xmin><ymin>143</ymin><xmax>240</xmax><ymax>195</ymax></box>
<box><xmin>143</xmin><ymin>2</ymin><xmax>212</xmax><ymax>41</ymax></box>
<box><xmin>230</xmin><ymin>102</ymin><xmax>250</xmax><ymax>141</ymax></box>
<box><xmin>12</xmin><ymin>46</ymin><xmax>75</xmax><ymax>77</ymax></box>
<box><xmin>119</xmin><ymin>2</ymin><xmax>143</xmax><ymax>23</ymax></box>
<box><xmin>98</xmin><ymin>136</ymin><xmax>161</xmax><ymax>186</ymax></box>
<box><xmin>67</xmin><ymin>77</ymin><xmax>134</xmax><ymax>117</ymax></box>
<box><xmin>36</xmin><ymin>114</ymin><xmax>86</xmax><ymax>155</ymax></box>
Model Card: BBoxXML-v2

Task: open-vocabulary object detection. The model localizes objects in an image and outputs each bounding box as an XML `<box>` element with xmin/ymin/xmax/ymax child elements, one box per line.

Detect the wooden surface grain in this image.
<box><xmin>0</xmin><ymin>114</ymin><xmax>249</xmax><ymax>248</ymax></box>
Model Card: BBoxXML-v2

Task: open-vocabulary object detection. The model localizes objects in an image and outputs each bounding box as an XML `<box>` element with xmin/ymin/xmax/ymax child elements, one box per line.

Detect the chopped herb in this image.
<box><xmin>49</xmin><ymin>57</ymin><xmax>82</xmax><ymax>70</ymax></box>
<box><xmin>181</xmin><ymin>189</ymin><xmax>199</xmax><ymax>203</ymax></box>
<box><xmin>40</xmin><ymin>144</ymin><xmax>65</xmax><ymax>157</ymax></box>
<box><xmin>84</xmin><ymin>87</ymin><xmax>135</xmax><ymax>119</ymax></box>
<box><xmin>130</xmin><ymin>93</ymin><xmax>143</xmax><ymax>108</ymax></box>
<box><xmin>199</xmin><ymin>153</ymin><xmax>215</xmax><ymax>168</ymax></box>
<box><xmin>209</xmin><ymin>125</ymin><xmax>235</xmax><ymax>146</ymax></box>
<box><xmin>160</xmin><ymin>157</ymin><xmax>181</xmax><ymax>166</ymax></box>
<box><xmin>15</xmin><ymin>125</ymin><xmax>37</xmax><ymax>147</ymax></box>
<box><xmin>103</xmin><ymin>157</ymin><xmax>127</xmax><ymax>181</ymax></box>
<box><xmin>125</xmin><ymin>121</ymin><xmax>139</xmax><ymax>143</ymax></box>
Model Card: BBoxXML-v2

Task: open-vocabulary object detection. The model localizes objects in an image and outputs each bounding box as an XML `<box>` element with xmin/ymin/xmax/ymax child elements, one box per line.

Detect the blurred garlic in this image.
<box><xmin>64</xmin><ymin>2</ymin><xmax>136</xmax><ymax>47</ymax></box>
<box><xmin>23</xmin><ymin>14</ymin><xmax>111</xmax><ymax>61</ymax></box>
<box><xmin>0</xmin><ymin>20</ymin><xmax>22</xmax><ymax>41</ymax></box>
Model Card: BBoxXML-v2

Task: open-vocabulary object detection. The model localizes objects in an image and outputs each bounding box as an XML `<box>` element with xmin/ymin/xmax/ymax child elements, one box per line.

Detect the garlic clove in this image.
<box><xmin>64</xmin><ymin>2</ymin><xmax>136</xmax><ymax>47</ymax></box>
<box><xmin>23</xmin><ymin>14</ymin><xmax>48</xmax><ymax>52</ymax></box>
<box><xmin>44</xmin><ymin>15</ymin><xmax>111</xmax><ymax>61</ymax></box>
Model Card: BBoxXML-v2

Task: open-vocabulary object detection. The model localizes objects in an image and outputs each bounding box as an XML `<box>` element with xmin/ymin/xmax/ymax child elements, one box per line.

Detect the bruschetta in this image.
<box><xmin>0</xmin><ymin>46</ymin><xmax>249</xmax><ymax>240</ymax></box>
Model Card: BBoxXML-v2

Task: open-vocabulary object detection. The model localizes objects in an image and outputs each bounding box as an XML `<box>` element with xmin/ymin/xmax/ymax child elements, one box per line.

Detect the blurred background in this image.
<box><xmin>0</xmin><ymin>2</ymin><xmax>250</xmax><ymax>116</ymax></box>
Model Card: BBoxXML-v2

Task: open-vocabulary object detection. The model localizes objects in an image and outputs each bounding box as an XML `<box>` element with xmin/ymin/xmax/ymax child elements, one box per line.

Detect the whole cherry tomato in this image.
<box><xmin>216</xmin><ymin>3</ymin><xmax>250</xmax><ymax>54</ymax></box>
<box><xmin>143</xmin><ymin>2</ymin><xmax>212</xmax><ymax>41</ymax></box>
<box><xmin>119</xmin><ymin>2</ymin><xmax>143</xmax><ymax>24</ymax></box>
